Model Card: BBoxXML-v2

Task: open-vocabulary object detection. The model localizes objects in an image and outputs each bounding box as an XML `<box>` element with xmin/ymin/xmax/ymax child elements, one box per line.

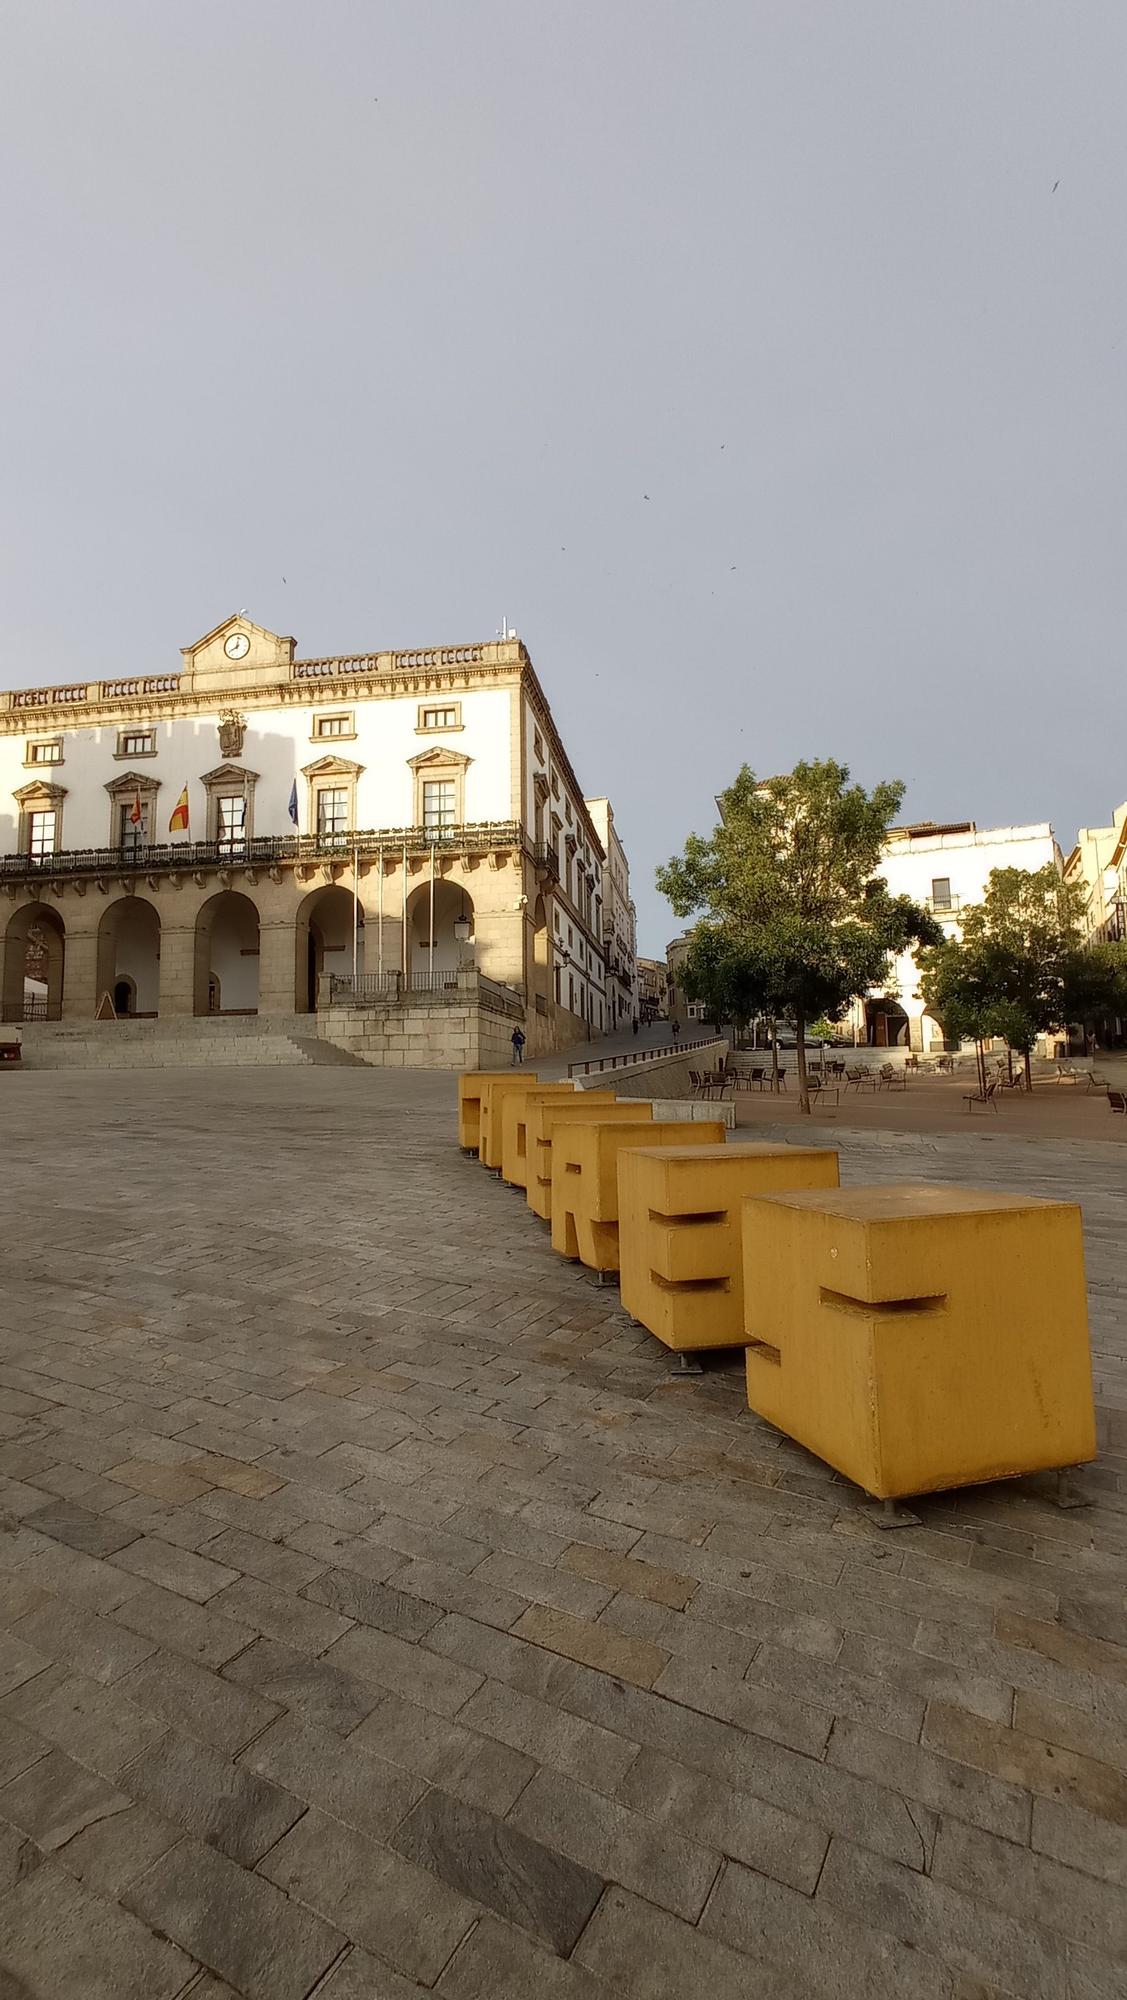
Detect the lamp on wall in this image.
<box><xmin>453</xmin><ymin>894</ymin><xmax>472</xmax><ymax>943</ymax></box>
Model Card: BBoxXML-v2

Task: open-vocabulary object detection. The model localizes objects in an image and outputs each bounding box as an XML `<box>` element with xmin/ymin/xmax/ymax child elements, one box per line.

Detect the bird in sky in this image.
<box><xmin>643</xmin><ymin>494</ymin><xmax>650</xmax><ymax>501</ymax></box>
<box><xmin>1052</xmin><ymin>179</ymin><xmax>1060</xmax><ymax>192</ymax></box>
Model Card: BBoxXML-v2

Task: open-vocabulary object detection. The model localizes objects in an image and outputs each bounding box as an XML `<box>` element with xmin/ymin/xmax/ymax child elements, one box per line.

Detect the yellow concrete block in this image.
<box><xmin>500</xmin><ymin>1085</ymin><xmax>584</xmax><ymax>1189</ymax></box>
<box><xmin>618</xmin><ymin>1144</ymin><xmax>840</xmax><ymax>1352</ymax></box>
<box><xmin>459</xmin><ymin>1070</ymin><xmax>538</xmax><ymax>1153</ymax></box>
<box><xmin>552</xmin><ymin>1121</ymin><xmax>726</xmax><ymax>1274</ymax></box>
<box><xmin>476</xmin><ymin>1072</ymin><xmax>542</xmax><ymax>1169</ymax></box>
<box><xmin>743</xmin><ymin>1183</ymin><xmax>1097</xmax><ymax>1501</ymax></box>
<box><xmin>526</xmin><ymin>1096</ymin><xmax>633</xmax><ymax>1220</ymax></box>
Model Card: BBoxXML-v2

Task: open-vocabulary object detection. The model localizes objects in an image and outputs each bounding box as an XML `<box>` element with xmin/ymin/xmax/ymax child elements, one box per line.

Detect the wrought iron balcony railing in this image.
<box><xmin>0</xmin><ymin>821</ymin><xmax>523</xmax><ymax>881</ymax></box>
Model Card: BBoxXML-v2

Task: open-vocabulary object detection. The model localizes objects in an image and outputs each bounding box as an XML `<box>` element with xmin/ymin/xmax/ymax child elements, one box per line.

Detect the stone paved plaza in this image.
<box><xmin>2</xmin><ymin>1068</ymin><xmax>1127</xmax><ymax>1999</ymax></box>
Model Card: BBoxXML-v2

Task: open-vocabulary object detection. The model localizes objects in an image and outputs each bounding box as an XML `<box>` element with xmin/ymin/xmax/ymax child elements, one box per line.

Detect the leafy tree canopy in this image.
<box><xmin>657</xmin><ymin>761</ymin><xmax>938</xmax><ymax>1110</ymax></box>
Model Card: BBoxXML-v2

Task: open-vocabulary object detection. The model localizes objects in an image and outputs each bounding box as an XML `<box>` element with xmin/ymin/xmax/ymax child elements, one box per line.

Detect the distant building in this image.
<box><xmin>636</xmin><ymin>956</ymin><xmax>667</xmax><ymax>1022</ymax></box>
<box><xmin>1063</xmin><ymin>803</ymin><xmax>1127</xmax><ymax>944</ymax></box>
<box><xmin>586</xmin><ymin>798</ymin><xmax>637</xmax><ymax>1029</ymax></box>
<box><xmin>859</xmin><ymin>819</ymin><xmax>1063</xmax><ymax>1050</ymax></box>
<box><xmin>666</xmin><ymin>930</ymin><xmax>709</xmax><ymax>1028</ymax></box>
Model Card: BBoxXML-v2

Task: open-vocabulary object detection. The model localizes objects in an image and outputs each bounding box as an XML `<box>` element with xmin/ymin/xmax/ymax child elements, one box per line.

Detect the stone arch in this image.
<box><xmin>96</xmin><ymin>896</ymin><xmax>160</xmax><ymax>1017</ymax></box>
<box><xmin>865</xmin><ymin>997</ymin><xmax>910</xmax><ymax>1048</ymax></box>
<box><xmin>405</xmin><ymin>878</ymin><xmax>474</xmax><ymax>985</ymax></box>
<box><xmin>294</xmin><ymin>883</ymin><xmax>364</xmax><ymax>1012</ymax></box>
<box><xmin>193</xmin><ymin>891</ymin><xmax>260</xmax><ymax>1016</ymax></box>
<box><xmin>2</xmin><ymin>902</ymin><xmax>65</xmax><ymax>1022</ymax></box>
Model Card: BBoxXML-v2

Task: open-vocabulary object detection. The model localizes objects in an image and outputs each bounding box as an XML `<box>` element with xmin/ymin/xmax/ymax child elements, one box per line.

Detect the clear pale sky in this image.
<box><xmin>2</xmin><ymin>2</ymin><xmax>1124</xmax><ymax>954</ymax></box>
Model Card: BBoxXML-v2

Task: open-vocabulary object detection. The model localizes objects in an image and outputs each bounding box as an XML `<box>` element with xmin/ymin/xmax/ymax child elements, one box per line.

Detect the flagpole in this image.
<box><xmin>429</xmin><ymin>843</ymin><xmax>436</xmax><ymax>982</ymax></box>
<box><xmin>352</xmin><ymin>834</ymin><xmax>359</xmax><ymax>987</ymax></box>
<box><xmin>401</xmin><ymin>840</ymin><xmax>408</xmax><ymax>989</ymax></box>
<box><xmin>377</xmin><ymin>851</ymin><xmax>384</xmax><ymax>983</ymax></box>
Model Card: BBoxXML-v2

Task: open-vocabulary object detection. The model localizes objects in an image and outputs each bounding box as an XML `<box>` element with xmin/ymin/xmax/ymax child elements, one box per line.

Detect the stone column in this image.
<box><xmin>61</xmin><ymin>924</ymin><xmax>99</xmax><ymax>1020</ymax></box>
<box><xmin>259</xmin><ymin>918</ymin><xmax>297</xmax><ymax>1017</ymax></box>
<box><xmin>157</xmin><ymin>925</ymin><xmax>197</xmax><ymax>1017</ymax></box>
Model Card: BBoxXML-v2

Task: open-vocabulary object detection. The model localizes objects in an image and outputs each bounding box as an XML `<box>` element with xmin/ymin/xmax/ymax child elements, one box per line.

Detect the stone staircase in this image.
<box><xmin>13</xmin><ymin>1016</ymin><xmax>370</xmax><ymax>1069</ymax></box>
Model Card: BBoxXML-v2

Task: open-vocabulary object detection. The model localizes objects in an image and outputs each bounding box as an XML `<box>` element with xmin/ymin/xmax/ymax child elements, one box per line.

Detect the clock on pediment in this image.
<box><xmin>180</xmin><ymin>613</ymin><xmax>296</xmax><ymax>691</ymax></box>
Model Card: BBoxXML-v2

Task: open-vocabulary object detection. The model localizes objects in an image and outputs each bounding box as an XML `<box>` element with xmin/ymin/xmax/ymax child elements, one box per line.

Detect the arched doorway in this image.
<box><xmin>2</xmin><ymin>903</ymin><xmax>65</xmax><ymax>1022</ymax></box>
<box><xmin>194</xmin><ymin>892</ymin><xmax>260</xmax><ymax>1016</ymax></box>
<box><xmin>531</xmin><ymin>895</ymin><xmax>551</xmax><ymax>1022</ymax></box>
<box><xmin>96</xmin><ymin>897</ymin><xmax>160</xmax><ymax>1018</ymax></box>
<box><xmin>295</xmin><ymin>884</ymin><xmax>364</xmax><ymax>1012</ymax></box>
<box><xmin>405</xmin><ymin>879</ymin><xmax>474</xmax><ymax>987</ymax></box>
<box><xmin>865</xmin><ymin>997</ymin><xmax>910</xmax><ymax>1048</ymax></box>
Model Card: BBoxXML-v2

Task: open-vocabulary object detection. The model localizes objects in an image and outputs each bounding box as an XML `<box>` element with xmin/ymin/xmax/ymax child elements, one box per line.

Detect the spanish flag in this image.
<box><xmin>168</xmin><ymin>786</ymin><xmax>190</xmax><ymax>835</ymax></box>
<box><xmin>130</xmin><ymin>788</ymin><xmax>144</xmax><ymax>826</ymax></box>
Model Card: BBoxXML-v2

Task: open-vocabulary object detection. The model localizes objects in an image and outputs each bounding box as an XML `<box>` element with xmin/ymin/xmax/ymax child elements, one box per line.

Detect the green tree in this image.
<box><xmin>919</xmin><ymin>865</ymin><xmax>1098</xmax><ymax>1089</ymax></box>
<box><xmin>657</xmin><ymin>761</ymin><xmax>939</xmax><ymax>1112</ymax></box>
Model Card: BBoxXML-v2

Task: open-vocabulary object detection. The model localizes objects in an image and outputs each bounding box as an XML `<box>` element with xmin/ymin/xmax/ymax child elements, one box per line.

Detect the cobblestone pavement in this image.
<box><xmin>1</xmin><ymin>1068</ymin><xmax>1126</xmax><ymax>1999</ymax></box>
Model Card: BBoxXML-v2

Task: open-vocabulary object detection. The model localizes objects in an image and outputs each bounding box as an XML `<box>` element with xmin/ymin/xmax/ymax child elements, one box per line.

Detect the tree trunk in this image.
<box><xmin>1006</xmin><ymin>1046</ymin><xmax>1014</xmax><ymax>1083</ymax></box>
<box><xmin>1024</xmin><ymin>1049</ymin><xmax>1032</xmax><ymax>1092</ymax></box>
<box><xmin>770</xmin><ymin>1019</ymin><xmax>780</xmax><ymax>1091</ymax></box>
<box><xmin>976</xmin><ymin>1039</ymin><xmax>987</xmax><ymax>1097</ymax></box>
<box><xmin>795</xmin><ymin>1006</ymin><xmax>811</xmax><ymax>1114</ymax></box>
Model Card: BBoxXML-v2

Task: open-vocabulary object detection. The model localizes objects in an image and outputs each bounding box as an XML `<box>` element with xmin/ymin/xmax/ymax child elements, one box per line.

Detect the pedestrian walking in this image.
<box><xmin>511</xmin><ymin>1027</ymin><xmax>526</xmax><ymax>1065</ymax></box>
<box><xmin>672</xmin><ymin>1020</ymin><xmax>680</xmax><ymax>1044</ymax></box>
<box><xmin>632</xmin><ymin>1017</ymin><xmax>639</xmax><ymax>1037</ymax></box>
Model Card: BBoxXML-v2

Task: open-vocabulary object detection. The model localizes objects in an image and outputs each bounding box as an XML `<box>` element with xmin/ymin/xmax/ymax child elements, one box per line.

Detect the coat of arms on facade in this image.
<box><xmin>218</xmin><ymin>710</ymin><xmax>246</xmax><ymax>758</ymax></box>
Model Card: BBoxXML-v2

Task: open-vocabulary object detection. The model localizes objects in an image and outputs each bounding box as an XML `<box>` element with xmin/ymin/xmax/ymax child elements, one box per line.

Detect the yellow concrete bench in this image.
<box><xmin>526</xmin><ymin>1096</ymin><xmax>635</xmax><ymax>1220</ymax></box>
<box><xmin>619</xmin><ymin>1143</ymin><xmax>839</xmax><ymax>1353</ymax></box>
<box><xmin>552</xmin><ymin>1120</ymin><xmax>726</xmax><ymax>1275</ymax></box>
<box><xmin>476</xmin><ymin>1072</ymin><xmax>546</xmax><ymax>1170</ymax></box>
<box><xmin>500</xmin><ymin>1084</ymin><xmax>585</xmax><ymax>1189</ymax></box>
<box><xmin>743</xmin><ymin>1183</ymin><xmax>1096</xmax><ymax>1507</ymax></box>
<box><xmin>459</xmin><ymin>1070</ymin><xmax>538</xmax><ymax>1154</ymax></box>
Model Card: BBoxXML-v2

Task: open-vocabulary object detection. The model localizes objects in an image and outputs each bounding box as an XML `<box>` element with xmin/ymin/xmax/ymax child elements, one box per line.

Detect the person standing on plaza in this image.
<box><xmin>511</xmin><ymin>1026</ymin><xmax>526</xmax><ymax>1065</ymax></box>
<box><xmin>632</xmin><ymin>1016</ymin><xmax>639</xmax><ymax>1036</ymax></box>
<box><xmin>672</xmin><ymin>1020</ymin><xmax>680</xmax><ymax>1044</ymax></box>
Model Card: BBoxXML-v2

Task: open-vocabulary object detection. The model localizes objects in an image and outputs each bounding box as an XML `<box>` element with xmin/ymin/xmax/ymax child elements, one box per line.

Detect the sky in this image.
<box><xmin>1</xmin><ymin>2</ymin><xmax>1125</xmax><ymax>954</ymax></box>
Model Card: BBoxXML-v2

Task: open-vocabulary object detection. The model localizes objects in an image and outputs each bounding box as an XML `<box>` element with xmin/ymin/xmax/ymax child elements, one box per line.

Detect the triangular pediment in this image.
<box><xmin>200</xmin><ymin>763</ymin><xmax>261</xmax><ymax>787</ymax></box>
<box><xmin>105</xmin><ymin>770</ymin><xmax>162</xmax><ymax>797</ymax></box>
<box><xmin>407</xmin><ymin>746</ymin><xmax>473</xmax><ymax>772</ymax></box>
<box><xmin>181</xmin><ymin>613</ymin><xmax>296</xmax><ymax>688</ymax></box>
<box><xmin>301</xmin><ymin>755</ymin><xmax>365</xmax><ymax>779</ymax></box>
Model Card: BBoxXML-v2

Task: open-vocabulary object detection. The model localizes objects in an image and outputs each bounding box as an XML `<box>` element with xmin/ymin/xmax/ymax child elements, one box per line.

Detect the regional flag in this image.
<box><xmin>130</xmin><ymin>788</ymin><xmax>143</xmax><ymax>827</ymax></box>
<box><xmin>168</xmin><ymin>785</ymin><xmax>190</xmax><ymax>835</ymax></box>
<box><xmin>288</xmin><ymin>779</ymin><xmax>299</xmax><ymax>829</ymax></box>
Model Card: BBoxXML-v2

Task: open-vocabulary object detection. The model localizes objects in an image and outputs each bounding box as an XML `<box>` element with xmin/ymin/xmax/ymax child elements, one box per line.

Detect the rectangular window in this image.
<box><xmin>931</xmin><ymin>877</ymin><xmax>952</xmax><ymax>910</ymax></box>
<box><xmin>422</xmin><ymin>779</ymin><xmax>456</xmax><ymax>832</ymax></box>
<box><xmin>118</xmin><ymin>729</ymin><xmax>156</xmax><ymax>758</ymax></box>
<box><xmin>216</xmin><ymin>795</ymin><xmax>246</xmax><ymax>855</ymax></box>
<box><xmin>118</xmin><ymin>801</ymin><xmax>150</xmax><ymax>855</ymax></box>
<box><xmin>27</xmin><ymin>739</ymin><xmax>62</xmax><ymax>765</ymax></box>
<box><xmin>317</xmin><ymin>787</ymin><xmax>349</xmax><ymax>843</ymax></box>
<box><xmin>27</xmin><ymin>809</ymin><xmax>57</xmax><ymax>860</ymax></box>
<box><xmin>313</xmin><ymin>713</ymin><xmax>354</xmax><ymax>739</ymax></box>
<box><xmin>418</xmin><ymin>703</ymin><xmax>461</xmax><ymax>731</ymax></box>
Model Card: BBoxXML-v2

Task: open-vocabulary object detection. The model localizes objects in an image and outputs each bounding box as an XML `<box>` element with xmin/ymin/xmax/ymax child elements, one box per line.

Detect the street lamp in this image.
<box><xmin>453</xmin><ymin>900</ymin><xmax>472</xmax><ymax>944</ymax></box>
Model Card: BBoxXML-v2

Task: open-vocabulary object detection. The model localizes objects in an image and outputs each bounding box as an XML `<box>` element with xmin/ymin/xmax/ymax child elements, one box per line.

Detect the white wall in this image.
<box><xmin>874</xmin><ymin>824</ymin><xmax>1060</xmax><ymax>1044</ymax></box>
<box><xmin>0</xmin><ymin>684</ymin><xmax>516</xmax><ymax>851</ymax></box>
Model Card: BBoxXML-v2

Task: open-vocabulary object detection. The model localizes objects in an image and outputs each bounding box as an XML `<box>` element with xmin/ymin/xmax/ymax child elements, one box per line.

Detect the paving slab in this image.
<box><xmin>3</xmin><ymin>1066</ymin><xmax>1127</xmax><ymax>1998</ymax></box>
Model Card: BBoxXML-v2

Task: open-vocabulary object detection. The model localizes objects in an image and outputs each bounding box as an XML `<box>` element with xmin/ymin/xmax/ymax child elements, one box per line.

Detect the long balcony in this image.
<box><xmin>0</xmin><ymin>821</ymin><xmax>523</xmax><ymax>883</ymax></box>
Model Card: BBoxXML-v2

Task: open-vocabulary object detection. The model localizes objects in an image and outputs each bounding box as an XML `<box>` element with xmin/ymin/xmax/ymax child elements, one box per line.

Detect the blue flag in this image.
<box><xmin>288</xmin><ymin>780</ymin><xmax>299</xmax><ymax>828</ymax></box>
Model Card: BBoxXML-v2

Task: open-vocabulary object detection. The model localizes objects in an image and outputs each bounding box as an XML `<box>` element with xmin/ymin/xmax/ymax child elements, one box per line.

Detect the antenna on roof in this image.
<box><xmin>498</xmin><ymin>614</ymin><xmax>518</xmax><ymax>641</ymax></box>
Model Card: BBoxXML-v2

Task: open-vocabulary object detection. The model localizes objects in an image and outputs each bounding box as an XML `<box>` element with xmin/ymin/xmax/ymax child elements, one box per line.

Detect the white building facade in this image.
<box><xmin>585</xmin><ymin>798</ymin><xmax>638</xmax><ymax>1030</ymax></box>
<box><xmin>1</xmin><ymin>613</ymin><xmax>615</xmax><ymax>1051</ymax></box>
<box><xmin>860</xmin><ymin>819</ymin><xmax>1063</xmax><ymax>1049</ymax></box>
<box><xmin>1063</xmin><ymin>802</ymin><xmax>1127</xmax><ymax>944</ymax></box>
